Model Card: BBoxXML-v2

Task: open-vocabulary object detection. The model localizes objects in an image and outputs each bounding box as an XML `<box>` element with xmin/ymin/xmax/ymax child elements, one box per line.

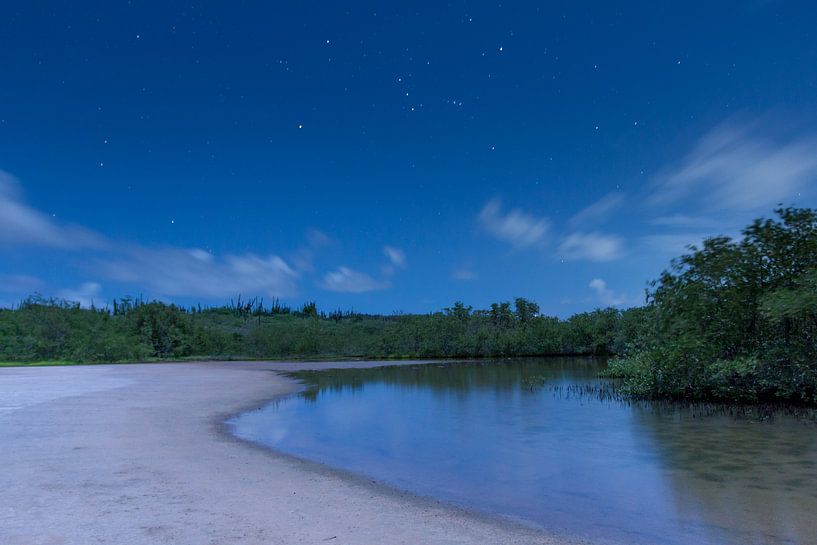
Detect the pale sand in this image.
<box><xmin>0</xmin><ymin>361</ymin><xmax>576</xmax><ymax>545</ymax></box>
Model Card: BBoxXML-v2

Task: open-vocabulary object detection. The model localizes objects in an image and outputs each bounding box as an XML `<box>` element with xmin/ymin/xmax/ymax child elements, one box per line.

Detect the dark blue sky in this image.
<box><xmin>2</xmin><ymin>1</ymin><xmax>817</xmax><ymax>314</ymax></box>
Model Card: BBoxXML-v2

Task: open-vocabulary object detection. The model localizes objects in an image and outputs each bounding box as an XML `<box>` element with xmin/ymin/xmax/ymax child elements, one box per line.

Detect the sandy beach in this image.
<box><xmin>0</xmin><ymin>361</ymin><xmax>569</xmax><ymax>545</ymax></box>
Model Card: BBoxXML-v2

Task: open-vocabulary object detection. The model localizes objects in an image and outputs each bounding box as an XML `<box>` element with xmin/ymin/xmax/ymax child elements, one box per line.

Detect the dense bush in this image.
<box><xmin>608</xmin><ymin>207</ymin><xmax>817</xmax><ymax>404</ymax></box>
<box><xmin>0</xmin><ymin>295</ymin><xmax>638</xmax><ymax>363</ymax></box>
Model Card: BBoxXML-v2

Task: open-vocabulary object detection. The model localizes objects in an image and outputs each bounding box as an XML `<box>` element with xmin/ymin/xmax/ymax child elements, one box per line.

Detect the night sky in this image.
<box><xmin>2</xmin><ymin>1</ymin><xmax>817</xmax><ymax>314</ymax></box>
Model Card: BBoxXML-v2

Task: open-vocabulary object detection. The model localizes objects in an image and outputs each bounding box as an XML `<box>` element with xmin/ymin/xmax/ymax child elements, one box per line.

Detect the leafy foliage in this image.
<box><xmin>608</xmin><ymin>207</ymin><xmax>817</xmax><ymax>404</ymax></box>
<box><xmin>0</xmin><ymin>296</ymin><xmax>637</xmax><ymax>363</ymax></box>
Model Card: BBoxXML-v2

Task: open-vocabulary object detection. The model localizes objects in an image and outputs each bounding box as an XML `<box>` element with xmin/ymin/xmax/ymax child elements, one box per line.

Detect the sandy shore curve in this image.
<box><xmin>0</xmin><ymin>361</ymin><xmax>573</xmax><ymax>545</ymax></box>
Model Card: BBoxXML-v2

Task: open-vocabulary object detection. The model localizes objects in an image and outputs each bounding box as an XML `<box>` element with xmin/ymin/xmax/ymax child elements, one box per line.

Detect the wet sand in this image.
<box><xmin>0</xmin><ymin>361</ymin><xmax>570</xmax><ymax>545</ymax></box>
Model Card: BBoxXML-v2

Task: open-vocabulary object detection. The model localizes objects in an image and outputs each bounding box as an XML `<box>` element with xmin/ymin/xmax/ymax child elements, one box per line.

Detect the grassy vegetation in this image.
<box><xmin>0</xmin><ymin>295</ymin><xmax>643</xmax><ymax>365</ymax></box>
<box><xmin>0</xmin><ymin>360</ymin><xmax>81</xmax><ymax>367</ymax></box>
<box><xmin>607</xmin><ymin>207</ymin><xmax>817</xmax><ymax>405</ymax></box>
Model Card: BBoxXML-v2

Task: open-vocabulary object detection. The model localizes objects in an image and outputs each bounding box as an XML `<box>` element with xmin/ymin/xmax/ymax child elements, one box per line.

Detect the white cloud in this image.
<box><xmin>649</xmin><ymin>214</ymin><xmax>725</xmax><ymax>230</ymax></box>
<box><xmin>58</xmin><ymin>282</ymin><xmax>103</xmax><ymax>308</ymax></box>
<box><xmin>650</xmin><ymin>117</ymin><xmax>817</xmax><ymax>212</ymax></box>
<box><xmin>0</xmin><ymin>171</ymin><xmax>106</xmax><ymax>249</ymax></box>
<box><xmin>306</xmin><ymin>229</ymin><xmax>331</xmax><ymax>247</ymax></box>
<box><xmin>559</xmin><ymin>232</ymin><xmax>624</xmax><ymax>262</ymax></box>
<box><xmin>0</xmin><ymin>173</ymin><xmax>302</xmax><ymax>301</ymax></box>
<box><xmin>451</xmin><ymin>267</ymin><xmax>477</xmax><ymax>281</ymax></box>
<box><xmin>569</xmin><ymin>193</ymin><xmax>625</xmax><ymax>228</ymax></box>
<box><xmin>383</xmin><ymin>245</ymin><xmax>406</xmax><ymax>268</ymax></box>
<box><xmin>589</xmin><ymin>278</ymin><xmax>636</xmax><ymax>307</ymax></box>
<box><xmin>320</xmin><ymin>266</ymin><xmax>390</xmax><ymax>293</ymax></box>
<box><xmin>291</xmin><ymin>229</ymin><xmax>333</xmax><ymax>273</ymax></box>
<box><xmin>478</xmin><ymin>198</ymin><xmax>549</xmax><ymax>248</ymax></box>
<box><xmin>640</xmin><ymin>228</ymin><xmax>744</xmax><ymax>258</ymax></box>
<box><xmin>101</xmin><ymin>247</ymin><xmax>298</xmax><ymax>299</ymax></box>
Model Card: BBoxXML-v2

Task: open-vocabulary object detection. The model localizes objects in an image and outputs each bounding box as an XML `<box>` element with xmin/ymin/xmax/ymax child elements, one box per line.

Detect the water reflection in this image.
<box><xmin>229</xmin><ymin>358</ymin><xmax>817</xmax><ymax>545</ymax></box>
<box><xmin>631</xmin><ymin>408</ymin><xmax>817</xmax><ymax>545</ymax></box>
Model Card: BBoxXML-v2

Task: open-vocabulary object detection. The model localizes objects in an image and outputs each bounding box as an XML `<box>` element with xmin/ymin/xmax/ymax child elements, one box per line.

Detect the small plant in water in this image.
<box><xmin>522</xmin><ymin>375</ymin><xmax>547</xmax><ymax>391</ymax></box>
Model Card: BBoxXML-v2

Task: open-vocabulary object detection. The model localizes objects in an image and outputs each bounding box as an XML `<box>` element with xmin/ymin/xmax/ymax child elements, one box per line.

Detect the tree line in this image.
<box><xmin>0</xmin><ymin>295</ymin><xmax>644</xmax><ymax>364</ymax></box>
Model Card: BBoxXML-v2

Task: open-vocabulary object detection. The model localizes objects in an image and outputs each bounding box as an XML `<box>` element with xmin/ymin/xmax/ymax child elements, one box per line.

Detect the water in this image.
<box><xmin>229</xmin><ymin>358</ymin><xmax>817</xmax><ymax>545</ymax></box>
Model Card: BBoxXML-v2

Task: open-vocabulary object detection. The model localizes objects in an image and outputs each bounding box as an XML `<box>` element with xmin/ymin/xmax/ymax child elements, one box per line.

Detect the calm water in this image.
<box><xmin>229</xmin><ymin>358</ymin><xmax>817</xmax><ymax>545</ymax></box>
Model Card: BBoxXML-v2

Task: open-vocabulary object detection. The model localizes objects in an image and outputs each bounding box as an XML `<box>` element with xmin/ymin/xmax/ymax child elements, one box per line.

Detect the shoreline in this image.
<box><xmin>0</xmin><ymin>360</ymin><xmax>576</xmax><ymax>545</ymax></box>
<box><xmin>215</xmin><ymin>364</ymin><xmax>573</xmax><ymax>542</ymax></box>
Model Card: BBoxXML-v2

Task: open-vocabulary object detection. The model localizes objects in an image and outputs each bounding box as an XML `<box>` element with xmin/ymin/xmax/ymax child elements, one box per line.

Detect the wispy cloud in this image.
<box><xmin>569</xmin><ymin>193</ymin><xmax>625</xmax><ymax>228</ymax></box>
<box><xmin>321</xmin><ymin>266</ymin><xmax>390</xmax><ymax>293</ymax></box>
<box><xmin>451</xmin><ymin>266</ymin><xmax>477</xmax><ymax>281</ymax></box>
<box><xmin>291</xmin><ymin>228</ymin><xmax>332</xmax><ymax>273</ymax></box>
<box><xmin>589</xmin><ymin>278</ymin><xmax>637</xmax><ymax>307</ymax></box>
<box><xmin>478</xmin><ymin>198</ymin><xmax>549</xmax><ymax>248</ymax></box>
<box><xmin>559</xmin><ymin>232</ymin><xmax>624</xmax><ymax>262</ymax></box>
<box><xmin>101</xmin><ymin>247</ymin><xmax>298</xmax><ymax>299</ymax></box>
<box><xmin>0</xmin><ymin>171</ymin><xmax>105</xmax><ymax>249</ymax></box>
<box><xmin>639</xmin><ymin>232</ymin><xmax>725</xmax><ymax>258</ymax></box>
<box><xmin>381</xmin><ymin>245</ymin><xmax>407</xmax><ymax>276</ymax></box>
<box><xmin>58</xmin><ymin>282</ymin><xmax>103</xmax><ymax>308</ymax></box>
<box><xmin>1</xmin><ymin>171</ymin><xmax>309</xmax><ymax>301</ymax></box>
<box><xmin>649</xmin><ymin>214</ymin><xmax>725</xmax><ymax>230</ymax></box>
<box><xmin>0</xmin><ymin>274</ymin><xmax>42</xmax><ymax>294</ymax></box>
<box><xmin>649</xmin><ymin>117</ymin><xmax>817</xmax><ymax>212</ymax></box>
<box><xmin>306</xmin><ymin>229</ymin><xmax>331</xmax><ymax>247</ymax></box>
<box><xmin>383</xmin><ymin>246</ymin><xmax>406</xmax><ymax>268</ymax></box>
